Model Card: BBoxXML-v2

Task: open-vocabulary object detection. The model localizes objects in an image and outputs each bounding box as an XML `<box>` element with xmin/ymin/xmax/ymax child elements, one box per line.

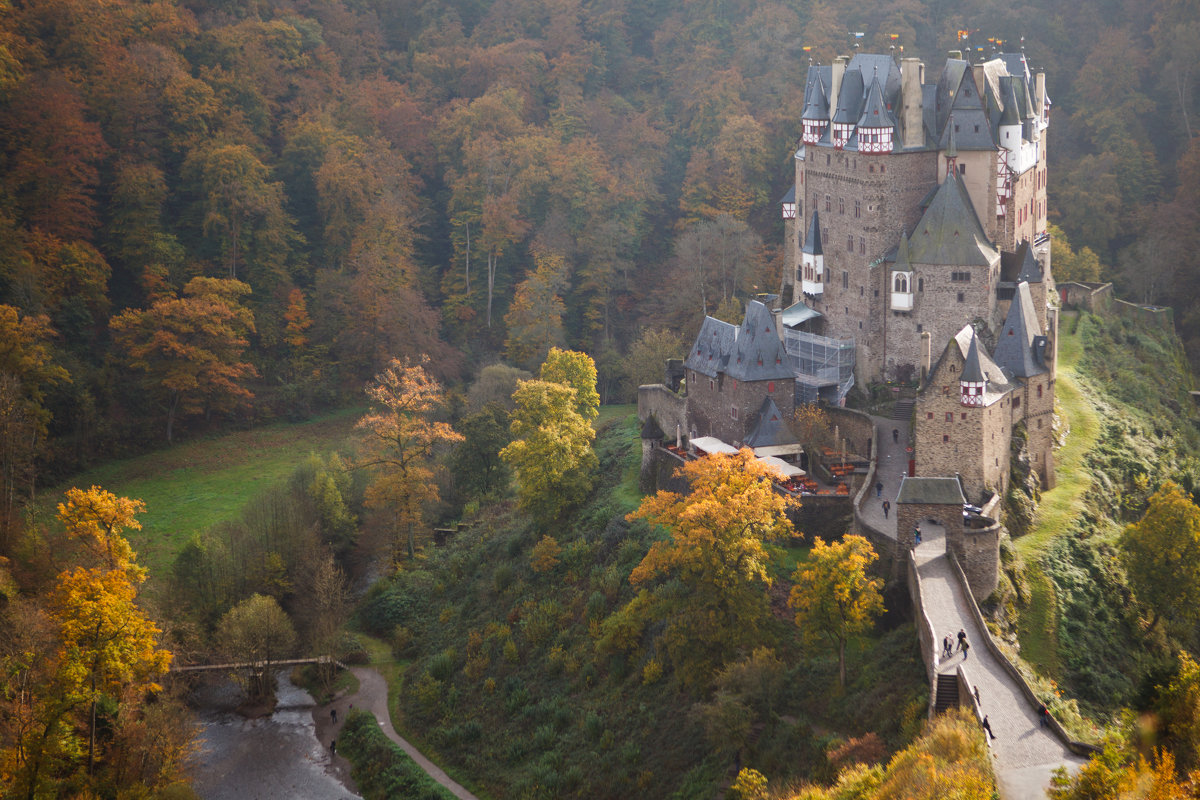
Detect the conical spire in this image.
<box><xmin>803</xmin><ymin>74</ymin><xmax>829</xmax><ymax>120</ymax></box>
<box><xmin>999</xmin><ymin>80</ymin><xmax>1021</xmax><ymax>127</ymax></box>
<box><xmin>895</xmin><ymin>230</ymin><xmax>911</xmax><ymax>268</ymax></box>
<box><xmin>803</xmin><ymin>210</ymin><xmax>823</xmax><ymax>255</ymax></box>
<box><xmin>961</xmin><ymin>330</ymin><xmax>985</xmax><ymax>383</ymax></box>
<box><xmin>857</xmin><ymin>74</ymin><xmax>895</xmax><ymax>128</ymax></box>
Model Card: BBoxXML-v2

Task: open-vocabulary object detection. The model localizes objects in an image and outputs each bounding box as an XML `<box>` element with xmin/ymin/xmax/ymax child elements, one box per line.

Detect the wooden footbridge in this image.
<box><xmin>170</xmin><ymin>655</ymin><xmax>346</xmax><ymax>674</ymax></box>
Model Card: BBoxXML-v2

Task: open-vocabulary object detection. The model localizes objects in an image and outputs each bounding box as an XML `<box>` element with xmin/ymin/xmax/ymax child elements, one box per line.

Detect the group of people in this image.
<box><xmin>942</xmin><ymin>628</ymin><xmax>970</xmax><ymax>660</ymax></box>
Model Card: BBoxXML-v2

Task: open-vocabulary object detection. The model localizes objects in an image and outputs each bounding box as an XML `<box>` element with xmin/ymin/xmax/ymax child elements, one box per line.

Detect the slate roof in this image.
<box><xmin>683</xmin><ymin>301</ymin><xmax>793</xmax><ymax>382</ymax></box>
<box><xmin>802</xmin><ymin>72</ymin><xmax>829</xmax><ymax>120</ymax></box>
<box><xmin>992</xmin><ymin>282</ymin><xmax>1048</xmax><ymax>378</ymax></box>
<box><xmin>896</xmin><ymin>476</ymin><xmax>967</xmax><ymax>505</ymax></box>
<box><xmin>858</xmin><ymin>76</ymin><xmax>896</xmax><ymax>129</ymax></box>
<box><xmin>961</xmin><ymin>331</ymin><xmax>986</xmax><ymax>382</ymax></box>
<box><xmin>803</xmin><ymin>210</ymin><xmax>823</xmax><ymax>255</ymax></box>
<box><xmin>780</xmin><ymin>185</ymin><xmax>796</xmax><ymax>205</ymax></box>
<box><xmin>832</xmin><ymin>68</ymin><xmax>865</xmax><ymax>124</ymax></box>
<box><xmin>743</xmin><ymin>396</ymin><xmax>799</xmax><ymax>448</ymax></box>
<box><xmin>906</xmin><ymin>173</ymin><xmax>998</xmax><ymax>267</ymax></box>
<box><xmin>926</xmin><ymin>325</ymin><xmax>1013</xmax><ymax>405</ymax></box>
<box><xmin>780</xmin><ymin>300</ymin><xmax>821</xmax><ymax>328</ymax></box>
<box><xmin>1000</xmin><ymin>241</ymin><xmax>1043</xmax><ymax>283</ymax></box>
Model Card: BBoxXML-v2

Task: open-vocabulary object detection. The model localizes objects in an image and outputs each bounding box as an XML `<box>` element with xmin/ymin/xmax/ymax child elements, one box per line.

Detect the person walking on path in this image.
<box><xmin>1039</xmin><ymin>704</ymin><xmax>1050</xmax><ymax>727</ymax></box>
<box><xmin>914</xmin><ymin>524</ymin><xmax>922</xmax><ymax>545</ymax></box>
<box><xmin>893</xmin><ymin>428</ymin><xmax>899</xmax><ymax>443</ymax></box>
<box><xmin>956</xmin><ymin>628</ymin><xmax>967</xmax><ymax>652</ymax></box>
<box><xmin>981</xmin><ymin>716</ymin><xmax>996</xmax><ymax>740</ymax></box>
<box><xmin>973</xmin><ymin>686</ymin><xmax>980</xmax><ymax>705</ymax></box>
<box><xmin>330</xmin><ymin>739</ymin><xmax>337</xmax><ymax>755</ymax></box>
<box><xmin>331</xmin><ymin>708</ymin><xmax>337</xmax><ymax>723</ymax></box>
<box><xmin>882</xmin><ymin>499</ymin><xmax>891</xmax><ymax>519</ymax></box>
<box><xmin>942</xmin><ymin>635</ymin><xmax>953</xmax><ymax>659</ymax></box>
<box><xmin>961</xmin><ymin>639</ymin><xmax>970</xmax><ymax>660</ymax></box>
<box><xmin>876</xmin><ymin>480</ymin><xmax>883</xmax><ymax>498</ymax></box>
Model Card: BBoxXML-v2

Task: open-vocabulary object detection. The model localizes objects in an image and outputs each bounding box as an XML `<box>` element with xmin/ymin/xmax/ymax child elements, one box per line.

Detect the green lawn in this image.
<box><xmin>1013</xmin><ymin>312</ymin><xmax>1102</xmax><ymax>676</ymax></box>
<box><xmin>40</xmin><ymin>408</ymin><xmax>361</xmax><ymax>577</ymax></box>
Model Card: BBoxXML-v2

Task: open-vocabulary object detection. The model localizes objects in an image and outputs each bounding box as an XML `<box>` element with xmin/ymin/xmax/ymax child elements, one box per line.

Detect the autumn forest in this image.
<box><xmin>2</xmin><ymin>0</ymin><xmax>1200</xmax><ymax>796</ymax></box>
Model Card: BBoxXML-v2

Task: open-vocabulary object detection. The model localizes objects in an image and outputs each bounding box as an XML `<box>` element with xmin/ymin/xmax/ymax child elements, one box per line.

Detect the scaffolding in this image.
<box><xmin>783</xmin><ymin>329</ymin><xmax>856</xmax><ymax>405</ymax></box>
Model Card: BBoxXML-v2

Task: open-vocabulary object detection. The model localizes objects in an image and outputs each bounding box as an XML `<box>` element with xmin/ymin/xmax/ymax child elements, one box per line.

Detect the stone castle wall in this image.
<box><xmin>637</xmin><ymin>384</ymin><xmax>688</xmax><ymax>443</ymax></box>
<box><xmin>683</xmin><ymin>373</ymin><xmax>794</xmax><ymax>446</ymax></box>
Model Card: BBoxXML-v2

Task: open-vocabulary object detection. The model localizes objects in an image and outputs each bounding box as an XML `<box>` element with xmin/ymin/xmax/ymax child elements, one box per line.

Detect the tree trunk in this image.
<box><xmin>487</xmin><ymin>251</ymin><xmax>497</xmax><ymax>328</ymax></box>
<box><xmin>166</xmin><ymin>390</ymin><xmax>180</xmax><ymax>445</ymax></box>
<box><xmin>464</xmin><ymin>221</ymin><xmax>471</xmax><ymax>293</ymax></box>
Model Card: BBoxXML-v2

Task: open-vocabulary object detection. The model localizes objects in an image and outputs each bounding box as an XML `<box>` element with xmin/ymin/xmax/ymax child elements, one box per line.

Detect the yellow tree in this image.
<box><xmin>356</xmin><ymin>357</ymin><xmax>462</xmax><ymax>563</ymax></box>
<box><xmin>788</xmin><ymin>535</ymin><xmax>884</xmax><ymax>688</ymax></box>
<box><xmin>539</xmin><ymin>347</ymin><xmax>600</xmax><ymax>423</ymax></box>
<box><xmin>1120</xmin><ymin>481</ymin><xmax>1200</xmax><ymax>631</ymax></box>
<box><xmin>12</xmin><ymin>487</ymin><xmax>172</xmax><ymax>795</ymax></box>
<box><xmin>500</xmin><ymin>378</ymin><xmax>597</xmax><ymax>524</ymax></box>
<box><xmin>624</xmin><ymin>449</ymin><xmax>796</xmax><ymax>686</ymax></box>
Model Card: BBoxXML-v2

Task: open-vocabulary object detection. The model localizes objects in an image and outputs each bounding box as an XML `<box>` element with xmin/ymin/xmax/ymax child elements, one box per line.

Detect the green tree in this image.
<box><xmin>622</xmin><ymin>449</ymin><xmax>796</xmax><ymax>686</ymax></box>
<box><xmin>788</xmin><ymin>535</ymin><xmax>884</xmax><ymax>688</ymax></box>
<box><xmin>539</xmin><ymin>347</ymin><xmax>600</xmax><ymax>423</ymax></box>
<box><xmin>500</xmin><ymin>378</ymin><xmax>597</xmax><ymax>525</ymax></box>
<box><xmin>110</xmin><ymin>277</ymin><xmax>256</xmax><ymax>443</ymax></box>
<box><xmin>449</xmin><ymin>402</ymin><xmax>512</xmax><ymax>500</ymax></box>
<box><xmin>1120</xmin><ymin>481</ymin><xmax>1200</xmax><ymax>631</ymax></box>
<box><xmin>216</xmin><ymin>594</ymin><xmax>297</xmax><ymax>699</ymax></box>
<box><xmin>503</xmin><ymin>249</ymin><xmax>568</xmax><ymax>370</ymax></box>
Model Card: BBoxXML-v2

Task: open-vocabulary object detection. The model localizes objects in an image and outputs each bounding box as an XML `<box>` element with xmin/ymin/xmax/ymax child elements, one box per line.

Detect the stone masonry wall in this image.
<box><xmin>637</xmin><ymin>384</ymin><xmax>687</xmax><ymax>443</ymax></box>
<box><xmin>957</xmin><ymin>524</ymin><xmax>1001</xmax><ymax>599</ymax></box>
<box><xmin>683</xmin><ymin>371</ymin><xmax>794</xmax><ymax>446</ymax></box>
<box><xmin>798</xmin><ymin>146</ymin><xmax>938</xmax><ymax>383</ymax></box>
<box><xmin>824</xmin><ymin>406</ymin><xmax>876</xmax><ymax>459</ymax></box>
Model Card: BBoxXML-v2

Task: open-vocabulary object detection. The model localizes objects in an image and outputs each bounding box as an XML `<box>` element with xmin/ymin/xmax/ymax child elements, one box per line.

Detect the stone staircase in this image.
<box><xmin>892</xmin><ymin>399</ymin><xmax>915</xmax><ymax>421</ymax></box>
<box><xmin>934</xmin><ymin>673</ymin><xmax>960</xmax><ymax>714</ymax></box>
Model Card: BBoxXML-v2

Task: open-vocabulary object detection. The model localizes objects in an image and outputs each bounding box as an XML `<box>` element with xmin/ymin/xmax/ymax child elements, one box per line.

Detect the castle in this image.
<box><xmin>662</xmin><ymin>48</ymin><xmax>1058</xmax><ymax>504</ymax></box>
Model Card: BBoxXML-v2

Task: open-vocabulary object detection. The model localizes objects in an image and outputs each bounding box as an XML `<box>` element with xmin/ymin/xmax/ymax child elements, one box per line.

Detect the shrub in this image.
<box><xmin>338</xmin><ymin>710</ymin><xmax>457</xmax><ymax>800</ymax></box>
<box><xmin>530</xmin><ymin>535</ymin><xmax>561</xmax><ymax>572</ymax></box>
<box><xmin>493</xmin><ymin>563</ymin><xmax>514</xmax><ymax>593</ymax></box>
<box><xmin>391</xmin><ymin>625</ymin><xmax>413</xmax><ymax>658</ymax></box>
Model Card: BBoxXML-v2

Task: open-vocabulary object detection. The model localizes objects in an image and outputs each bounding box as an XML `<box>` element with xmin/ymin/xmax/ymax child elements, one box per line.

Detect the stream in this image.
<box><xmin>189</xmin><ymin>670</ymin><xmax>361</xmax><ymax>800</ymax></box>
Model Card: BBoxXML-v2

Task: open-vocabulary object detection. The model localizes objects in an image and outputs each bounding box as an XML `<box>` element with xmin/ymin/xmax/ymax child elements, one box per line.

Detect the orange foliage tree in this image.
<box><xmin>621</xmin><ymin>449</ymin><xmax>796</xmax><ymax>686</ymax></box>
<box><xmin>110</xmin><ymin>276</ymin><xmax>256</xmax><ymax>444</ymax></box>
<box><xmin>356</xmin><ymin>357</ymin><xmax>463</xmax><ymax>563</ymax></box>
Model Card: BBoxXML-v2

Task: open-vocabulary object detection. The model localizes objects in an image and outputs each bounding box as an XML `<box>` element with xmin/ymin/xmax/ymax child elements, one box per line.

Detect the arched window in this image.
<box><xmin>893</xmin><ymin>273</ymin><xmax>908</xmax><ymax>293</ymax></box>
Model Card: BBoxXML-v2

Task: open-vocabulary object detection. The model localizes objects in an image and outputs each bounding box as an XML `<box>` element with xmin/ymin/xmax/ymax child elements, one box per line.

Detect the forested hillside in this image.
<box><xmin>1</xmin><ymin>0</ymin><xmax>1198</xmax><ymax>519</ymax></box>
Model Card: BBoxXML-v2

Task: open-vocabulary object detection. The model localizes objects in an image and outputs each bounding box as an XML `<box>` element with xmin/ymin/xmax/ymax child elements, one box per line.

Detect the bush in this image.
<box><xmin>338</xmin><ymin>710</ymin><xmax>457</xmax><ymax>800</ymax></box>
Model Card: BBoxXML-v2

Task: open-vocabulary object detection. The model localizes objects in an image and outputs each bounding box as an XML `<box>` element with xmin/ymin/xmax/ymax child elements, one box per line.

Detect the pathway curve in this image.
<box><xmin>856</xmin><ymin>413</ymin><xmax>1086</xmax><ymax>798</ymax></box>
<box><xmin>314</xmin><ymin>667</ymin><xmax>480</xmax><ymax>800</ymax></box>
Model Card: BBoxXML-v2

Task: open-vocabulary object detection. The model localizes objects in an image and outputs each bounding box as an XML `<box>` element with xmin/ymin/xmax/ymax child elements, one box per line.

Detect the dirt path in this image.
<box><xmin>313</xmin><ymin>667</ymin><xmax>480</xmax><ymax>800</ymax></box>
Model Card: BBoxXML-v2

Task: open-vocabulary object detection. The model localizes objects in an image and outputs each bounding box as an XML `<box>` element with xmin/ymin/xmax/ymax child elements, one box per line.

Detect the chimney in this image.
<box><xmin>901</xmin><ymin>57</ymin><xmax>925</xmax><ymax>149</ymax></box>
<box><xmin>1034</xmin><ymin>70</ymin><xmax>1046</xmax><ymax>124</ymax></box>
<box><xmin>831</xmin><ymin>55</ymin><xmax>849</xmax><ymax>117</ymax></box>
<box><xmin>920</xmin><ymin>331</ymin><xmax>932</xmax><ymax>383</ymax></box>
<box><xmin>971</xmin><ymin>64</ymin><xmax>987</xmax><ymax>104</ymax></box>
<box><xmin>948</xmin><ymin>50</ymin><xmax>963</xmax><ymax>60</ymax></box>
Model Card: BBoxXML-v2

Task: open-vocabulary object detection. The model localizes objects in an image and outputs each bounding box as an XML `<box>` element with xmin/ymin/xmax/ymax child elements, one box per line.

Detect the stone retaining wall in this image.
<box><xmin>636</xmin><ymin>384</ymin><xmax>687</xmax><ymax>442</ymax></box>
<box><xmin>907</xmin><ymin>552</ymin><xmax>940</xmax><ymax>718</ymax></box>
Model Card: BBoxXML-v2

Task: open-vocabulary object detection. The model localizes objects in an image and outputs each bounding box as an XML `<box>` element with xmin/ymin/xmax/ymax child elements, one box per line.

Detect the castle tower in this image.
<box><xmin>960</xmin><ymin>332</ymin><xmax>986</xmax><ymax>407</ymax></box>
<box><xmin>857</xmin><ymin>73</ymin><xmax>896</xmax><ymax>154</ymax></box>
<box><xmin>801</xmin><ymin>210</ymin><xmax>824</xmax><ymax>297</ymax></box>
<box><xmin>802</xmin><ymin>74</ymin><xmax>830</xmax><ymax>145</ymax></box>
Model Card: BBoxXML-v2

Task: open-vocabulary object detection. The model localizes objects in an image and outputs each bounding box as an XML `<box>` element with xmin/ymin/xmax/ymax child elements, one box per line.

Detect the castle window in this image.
<box><xmin>860</xmin><ymin>286</ymin><xmax>864</xmax><ymax>296</ymax></box>
<box><xmin>839</xmin><ymin>198</ymin><xmax>845</xmax><ymax>215</ymax></box>
<box><xmin>842</xmin><ymin>271</ymin><xmax>849</xmax><ymax>288</ymax></box>
<box><xmin>942</xmin><ymin>386</ymin><xmax>950</xmax><ymax>395</ymax></box>
<box><xmin>943</xmin><ymin>434</ymin><xmax>950</xmax><ymax>442</ymax></box>
<box><xmin>1013</xmin><ymin>397</ymin><xmax>1020</xmax><ymax>408</ymax></box>
<box><xmin>917</xmin><ymin>324</ymin><xmax>923</xmax><ymax>332</ymax></box>
<box><xmin>859</xmin><ymin>236</ymin><xmax>866</xmax><ymax>254</ymax></box>
<box><xmin>974</xmin><ymin>124</ymin><xmax>979</xmax><ymax>133</ymax></box>
<box><xmin>950</xmin><ymin>364</ymin><xmax>956</xmax><ymax>373</ymax></box>
<box><xmin>945</xmin><ymin>412</ymin><xmax>953</xmax><ymax>422</ymax></box>
<box><xmin>881</xmin><ymin>165</ymin><xmax>886</xmax><ymax>173</ymax></box>
<box><xmin>957</xmin><ymin>292</ymin><xmax>965</xmax><ymax>302</ymax></box>
<box><xmin>951</xmin><ymin>272</ymin><xmax>971</xmax><ymax>282</ymax></box>
<box><xmin>731</xmin><ymin>406</ymin><xmax>739</xmax><ymax>420</ymax></box>
<box><xmin>709</xmin><ymin>379</ymin><xmax>714</xmax><ymax>391</ymax></box>
<box><xmin>827</xmin><ymin>154</ymin><xmax>831</xmax><ymax>165</ymax></box>
<box><xmin>869</xmin><ymin>164</ymin><xmax>875</xmax><ymax>173</ymax></box>
<box><xmin>855</xmin><ymin>200</ymin><xmax>861</xmax><ymax>218</ymax></box>
<box><xmin>825</xmin><ymin>195</ymin><xmax>831</xmax><ymax>212</ymax></box>
<box><xmin>1037</xmin><ymin>419</ymin><xmax>1042</xmax><ymax>429</ymax></box>
<box><xmin>1037</xmin><ymin>384</ymin><xmax>1043</xmax><ymax>398</ymax></box>
<box><xmin>959</xmin><ymin>163</ymin><xmax>966</xmax><ymax>175</ymax></box>
<box><xmin>961</xmin><ymin>412</ymin><xmax>967</xmax><ymax>420</ymax></box>
<box><xmin>927</xmin><ymin>412</ymin><xmax>933</xmax><ymax>419</ymax></box>
<box><xmin>768</xmin><ymin>381</ymin><xmax>775</xmax><ymax>393</ymax></box>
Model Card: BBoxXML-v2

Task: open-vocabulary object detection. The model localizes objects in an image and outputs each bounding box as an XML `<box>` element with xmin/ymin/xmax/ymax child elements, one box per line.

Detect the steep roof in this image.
<box><xmin>683</xmin><ymin>301</ymin><xmax>793</xmax><ymax>382</ymax></box>
<box><xmin>832</xmin><ymin>68</ymin><xmax>865</xmax><ymax>124</ymax></box>
<box><xmin>858</xmin><ymin>76</ymin><xmax>896</xmax><ymax>129</ymax></box>
<box><xmin>906</xmin><ymin>173</ymin><xmax>999</xmax><ymax>267</ymax></box>
<box><xmin>1016</xmin><ymin>241</ymin><xmax>1043</xmax><ymax>283</ymax></box>
<box><xmin>802</xmin><ymin>210</ymin><xmax>823</xmax><ymax>255</ymax></box>
<box><xmin>961</xmin><ymin>331</ymin><xmax>986</xmax><ymax>382</ymax></box>
<box><xmin>992</xmin><ymin>282</ymin><xmax>1048</xmax><ymax>378</ymax></box>
<box><xmin>684</xmin><ymin>316</ymin><xmax>736</xmax><ymax>379</ymax></box>
<box><xmin>743</xmin><ymin>396</ymin><xmax>798</xmax><ymax>448</ymax></box>
<box><xmin>728</xmin><ymin>300</ymin><xmax>794</xmax><ymax>381</ymax></box>
<box><xmin>926</xmin><ymin>324</ymin><xmax>1012</xmax><ymax>405</ymax></box>
<box><xmin>802</xmin><ymin>72</ymin><xmax>829</xmax><ymax>120</ymax></box>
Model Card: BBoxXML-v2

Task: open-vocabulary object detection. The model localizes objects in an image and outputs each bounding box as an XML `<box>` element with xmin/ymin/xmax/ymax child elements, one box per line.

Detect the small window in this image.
<box><xmin>842</xmin><ymin>271</ymin><xmax>849</xmax><ymax>289</ymax></box>
<box><xmin>959</xmin><ymin>163</ymin><xmax>966</xmax><ymax>175</ymax></box>
<box><xmin>768</xmin><ymin>381</ymin><xmax>775</xmax><ymax>393</ymax></box>
<box><xmin>731</xmin><ymin>406</ymin><xmax>739</xmax><ymax>420</ymax></box>
<box><xmin>839</xmin><ymin>198</ymin><xmax>845</xmax><ymax>215</ymax></box>
<box><xmin>1013</xmin><ymin>397</ymin><xmax>1020</xmax><ymax>408</ymax></box>
<box><xmin>826</xmin><ymin>154</ymin><xmax>831</xmax><ymax>165</ymax></box>
<box><xmin>881</xmin><ymin>165</ymin><xmax>886</xmax><ymax>173</ymax></box>
<box><xmin>957</xmin><ymin>292</ymin><xmax>965</xmax><ymax>302</ymax></box>
<box><xmin>927</xmin><ymin>412</ymin><xmax>934</xmax><ymax>419</ymax></box>
<box><xmin>942</xmin><ymin>386</ymin><xmax>950</xmax><ymax>396</ymax></box>
<box><xmin>973</xmin><ymin>124</ymin><xmax>979</xmax><ymax>133</ymax></box>
<box><xmin>1037</xmin><ymin>384</ymin><xmax>1043</xmax><ymax>398</ymax></box>
<box><xmin>709</xmin><ymin>379</ymin><xmax>715</xmax><ymax>391</ymax></box>
<box><xmin>945</xmin><ymin>412</ymin><xmax>953</xmax><ymax>422</ymax></box>
<box><xmin>859</xmin><ymin>236</ymin><xmax>865</xmax><ymax>254</ymax></box>
<box><xmin>916</xmin><ymin>323</ymin><xmax>923</xmax><ymax>333</ymax></box>
<box><xmin>869</xmin><ymin>164</ymin><xmax>875</xmax><ymax>173</ymax></box>
<box><xmin>961</xmin><ymin>412</ymin><xmax>967</xmax><ymax>420</ymax></box>
<box><xmin>1037</xmin><ymin>419</ymin><xmax>1043</xmax><ymax>429</ymax></box>
<box><xmin>825</xmin><ymin>195</ymin><xmax>831</xmax><ymax>212</ymax></box>
<box><xmin>918</xmin><ymin>278</ymin><xmax>924</xmax><ymax>292</ymax></box>
<box><xmin>847</xmin><ymin>236</ymin><xmax>854</xmax><ymax>252</ymax></box>
<box><xmin>855</xmin><ymin>200</ymin><xmax>861</xmax><ymax>218</ymax></box>
<box><xmin>943</xmin><ymin>434</ymin><xmax>950</xmax><ymax>442</ymax></box>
